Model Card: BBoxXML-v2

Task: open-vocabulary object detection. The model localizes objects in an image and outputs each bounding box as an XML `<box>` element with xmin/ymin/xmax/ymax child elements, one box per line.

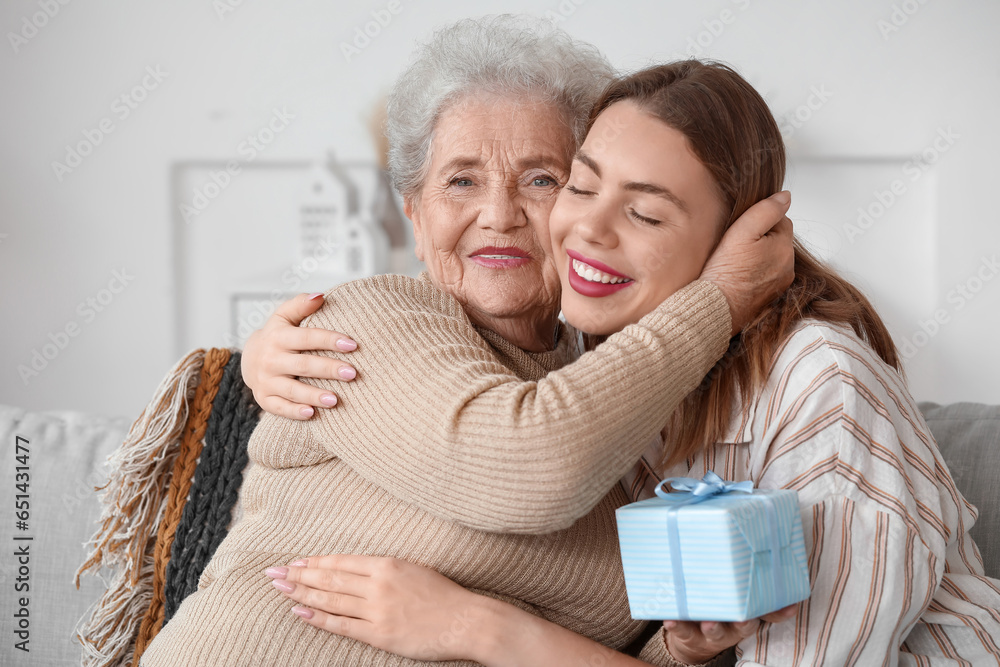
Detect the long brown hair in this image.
<box><xmin>588</xmin><ymin>60</ymin><xmax>901</xmax><ymax>470</ymax></box>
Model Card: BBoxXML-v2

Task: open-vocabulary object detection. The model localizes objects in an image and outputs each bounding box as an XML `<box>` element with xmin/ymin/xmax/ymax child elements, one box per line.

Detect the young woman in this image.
<box><xmin>250</xmin><ymin>61</ymin><xmax>1000</xmax><ymax>665</ymax></box>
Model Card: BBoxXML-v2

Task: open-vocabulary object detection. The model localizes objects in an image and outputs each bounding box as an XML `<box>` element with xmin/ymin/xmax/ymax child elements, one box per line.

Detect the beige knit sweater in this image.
<box><xmin>142</xmin><ymin>274</ymin><xmax>730</xmax><ymax>666</ymax></box>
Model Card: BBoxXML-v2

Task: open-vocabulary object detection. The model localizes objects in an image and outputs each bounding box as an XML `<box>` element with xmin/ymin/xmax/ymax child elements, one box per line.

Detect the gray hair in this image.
<box><xmin>385</xmin><ymin>14</ymin><xmax>616</xmax><ymax>198</ymax></box>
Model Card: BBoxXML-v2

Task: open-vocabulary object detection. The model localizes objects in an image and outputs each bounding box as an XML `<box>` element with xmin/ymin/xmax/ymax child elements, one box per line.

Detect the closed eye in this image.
<box><xmin>629</xmin><ymin>208</ymin><xmax>662</xmax><ymax>226</ymax></box>
<box><xmin>566</xmin><ymin>184</ymin><xmax>595</xmax><ymax>196</ymax></box>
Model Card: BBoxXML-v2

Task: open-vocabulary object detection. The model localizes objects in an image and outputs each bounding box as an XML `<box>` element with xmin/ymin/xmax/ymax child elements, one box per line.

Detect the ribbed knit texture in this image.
<box><xmin>165</xmin><ymin>352</ymin><xmax>259</xmax><ymax>622</ymax></box>
<box><xmin>141</xmin><ymin>274</ymin><xmax>730</xmax><ymax>667</ymax></box>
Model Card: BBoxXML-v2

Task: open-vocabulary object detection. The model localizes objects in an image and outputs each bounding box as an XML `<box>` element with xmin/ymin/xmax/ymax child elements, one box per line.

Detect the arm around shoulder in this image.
<box><xmin>300</xmin><ymin>276</ymin><xmax>732</xmax><ymax>533</ymax></box>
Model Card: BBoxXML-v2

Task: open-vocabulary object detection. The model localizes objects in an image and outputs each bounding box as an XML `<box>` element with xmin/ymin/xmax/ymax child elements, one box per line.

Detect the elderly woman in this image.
<box><xmin>139</xmin><ymin>16</ymin><xmax>792</xmax><ymax>667</ymax></box>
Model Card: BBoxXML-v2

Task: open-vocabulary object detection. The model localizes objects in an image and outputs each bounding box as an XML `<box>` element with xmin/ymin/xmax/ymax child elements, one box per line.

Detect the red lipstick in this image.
<box><xmin>565</xmin><ymin>249</ymin><xmax>630</xmax><ymax>278</ymax></box>
<box><xmin>565</xmin><ymin>249</ymin><xmax>634</xmax><ymax>298</ymax></box>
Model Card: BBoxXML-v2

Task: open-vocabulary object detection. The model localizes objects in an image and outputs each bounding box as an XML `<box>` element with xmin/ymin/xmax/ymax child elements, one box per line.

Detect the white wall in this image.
<box><xmin>1</xmin><ymin>0</ymin><xmax>998</xmax><ymax>418</ymax></box>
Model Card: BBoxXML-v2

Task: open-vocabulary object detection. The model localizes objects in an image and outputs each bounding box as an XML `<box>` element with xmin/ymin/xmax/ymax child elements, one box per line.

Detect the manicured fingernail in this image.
<box><xmin>307</xmin><ymin>292</ymin><xmax>323</xmax><ymax>300</ymax></box>
<box><xmin>319</xmin><ymin>394</ymin><xmax>338</xmax><ymax>407</ymax></box>
<box><xmin>289</xmin><ymin>559</ymin><xmax>308</xmax><ymax>567</ymax></box>
<box><xmin>292</xmin><ymin>606</ymin><xmax>314</xmax><ymax>619</ymax></box>
<box><xmin>265</xmin><ymin>567</ymin><xmax>288</xmax><ymax>579</ymax></box>
<box><xmin>271</xmin><ymin>579</ymin><xmax>294</xmax><ymax>593</ymax></box>
<box><xmin>336</xmin><ymin>338</ymin><xmax>357</xmax><ymax>352</ymax></box>
<box><xmin>338</xmin><ymin>366</ymin><xmax>356</xmax><ymax>380</ymax></box>
<box><xmin>300</xmin><ymin>406</ymin><xmax>315</xmax><ymax>418</ymax></box>
<box><xmin>772</xmin><ymin>190</ymin><xmax>791</xmax><ymax>206</ymax></box>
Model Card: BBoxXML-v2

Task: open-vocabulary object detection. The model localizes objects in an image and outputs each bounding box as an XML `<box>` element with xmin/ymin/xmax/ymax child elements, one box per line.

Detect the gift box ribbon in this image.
<box><xmin>654</xmin><ymin>471</ymin><xmax>786</xmax><ymax>619</ymax></box>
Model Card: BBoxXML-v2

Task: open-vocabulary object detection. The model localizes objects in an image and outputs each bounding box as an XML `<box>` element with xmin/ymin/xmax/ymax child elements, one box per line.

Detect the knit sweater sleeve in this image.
<box><xmin>273</xmin><ymin>274</ymin><xmax>729</xmax><ymax>534</ymax></box>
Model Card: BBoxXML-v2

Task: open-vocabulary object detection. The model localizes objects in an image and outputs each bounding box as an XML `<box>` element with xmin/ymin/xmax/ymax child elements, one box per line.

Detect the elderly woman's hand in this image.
<box><xmin>241</xmin><ymin>293</ymin><xmax>359</xmax><ymax>420</ymax></box>
<box><xmin>662</xmin><ymin>606</ymin><xmax>798</xmax><ymax>665</ymax></box>
<box><xmin>699</xmin><ymin>190</ymin><xmax>795</xmax><ymax>335</ymax></box>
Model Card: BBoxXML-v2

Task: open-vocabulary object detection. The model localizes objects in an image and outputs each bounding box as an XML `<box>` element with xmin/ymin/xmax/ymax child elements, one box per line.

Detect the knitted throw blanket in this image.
<box><xmin>74</xmin><ymin>349</ymin><xmax>259</xmax><ymax>667</ymax></box>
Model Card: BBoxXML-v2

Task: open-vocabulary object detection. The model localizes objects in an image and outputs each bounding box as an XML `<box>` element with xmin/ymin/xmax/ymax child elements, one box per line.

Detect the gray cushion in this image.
<box><xmin>0</xmin><ymin>405</ymin><xmax>131</xmax><ymax>667</ymax></box>
<box><xmin>919</xmin><ymin>402</ymin><xmax>1000</xmax><ymax>578</ymax></box>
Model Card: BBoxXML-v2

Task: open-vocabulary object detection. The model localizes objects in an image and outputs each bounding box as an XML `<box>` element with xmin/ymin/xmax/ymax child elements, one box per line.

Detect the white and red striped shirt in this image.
<box><xmin>625</xmin><ymin>321</ymin><xmax>1000</xmax><ymax>665</ymax></box>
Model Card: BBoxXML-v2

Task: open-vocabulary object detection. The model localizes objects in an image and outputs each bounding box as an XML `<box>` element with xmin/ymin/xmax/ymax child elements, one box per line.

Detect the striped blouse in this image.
<box><xmin>625</xmin><ymin>321</ymin><xmax>1000</xmax><ymax>665</ymax></box>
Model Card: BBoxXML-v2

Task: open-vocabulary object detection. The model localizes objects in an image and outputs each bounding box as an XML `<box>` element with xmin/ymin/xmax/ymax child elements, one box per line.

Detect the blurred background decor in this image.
<box><xmin>173</xmin><ymin>153</ymin><xmax>411</xmax><ymax>352</ymax></box>
<box><xmin>3</xmin><ymin>0</ymin><xmax>997</xmax><ymax>417</ymax></box>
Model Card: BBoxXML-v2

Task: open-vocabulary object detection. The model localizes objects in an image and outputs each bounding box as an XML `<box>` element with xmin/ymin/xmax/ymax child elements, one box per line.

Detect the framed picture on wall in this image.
<box><xmin>171</xmin><ymin>157</ymin><xmax>417</xmax><ymax>355</ymax></box>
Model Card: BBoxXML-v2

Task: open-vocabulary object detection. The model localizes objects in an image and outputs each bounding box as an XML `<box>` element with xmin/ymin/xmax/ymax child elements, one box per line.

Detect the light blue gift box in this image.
<box><xmin>616</xmin><ymin>472</ymin><xmax>811</xmax><ymax>621</ymax></box>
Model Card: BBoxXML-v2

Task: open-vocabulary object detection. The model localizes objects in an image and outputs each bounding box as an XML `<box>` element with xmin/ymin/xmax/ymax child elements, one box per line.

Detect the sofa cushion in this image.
<box><xmin>0</xmin><ymin>405</ymin><xmax>131</xmax><ymax>667</ymax></box>
<box><xmin>919</xmin><ymin>402</ymin><xmax>1000</xmax><ymax>578</ymax></box>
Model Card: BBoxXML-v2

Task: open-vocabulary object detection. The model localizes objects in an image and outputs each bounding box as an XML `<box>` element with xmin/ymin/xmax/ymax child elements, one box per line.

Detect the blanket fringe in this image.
<box><xmin>133</xmin><ymin>347</ymin><xmax>231</xmax><ymax>662</ymax></box>
<box><xmin>74</xmin><ymin>349</ymin><xmax>206</xmax><ymax>667</ymax></box>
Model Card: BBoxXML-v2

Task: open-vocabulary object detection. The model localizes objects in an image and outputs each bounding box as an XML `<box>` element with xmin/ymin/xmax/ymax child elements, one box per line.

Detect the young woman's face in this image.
<box><xmin>549</xmin><ymin>101</ymin><xmax>728</xmax><ymax>335</ymax></box>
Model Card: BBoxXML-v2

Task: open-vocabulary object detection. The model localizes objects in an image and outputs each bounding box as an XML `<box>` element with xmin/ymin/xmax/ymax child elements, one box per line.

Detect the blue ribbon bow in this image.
<box><xmin>655</xmin><ymin>471</ymin><xmax>784</xmax><ymax>619</ymax></box>
<box><xmin>655</xmin><ymin>471</ymin><xmax>755</xmax><ymax>502</ymax></box>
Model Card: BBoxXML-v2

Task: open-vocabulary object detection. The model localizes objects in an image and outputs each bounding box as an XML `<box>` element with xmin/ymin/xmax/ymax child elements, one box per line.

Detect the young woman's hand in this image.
<box><xmin>265</xmin><ymin>555</ymin><xmax>489</xmax><ymax>662</ymax></box>
<box><xmin>662</xmin><ymin>605</ymin><xmax>798</xmax><ymax>664</ymax></box>
<box><xmin>241</xmin><ymin>293</ymin><xmax>359</xmax><ymax>420</ymax></box>
<box><xmin>266</xmin><ymin>554</ymin><xmax>799</xmax><ymax>667</ymax></box>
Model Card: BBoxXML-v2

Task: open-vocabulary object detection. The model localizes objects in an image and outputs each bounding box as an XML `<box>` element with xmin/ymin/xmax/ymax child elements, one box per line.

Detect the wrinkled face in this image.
<box><xmin>405</xmin><ymin>94</ymin><xmax>573</xmax><ymax>329</ymax></box>
<box><xmin>549</xmin><ymin>101</ymin><xmax>727</xmax><ymax>335</ymax></box>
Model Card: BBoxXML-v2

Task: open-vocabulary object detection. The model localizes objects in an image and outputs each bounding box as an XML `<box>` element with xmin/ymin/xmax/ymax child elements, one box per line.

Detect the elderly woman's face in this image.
<box><xmin>405</xmin><ymin>95</ymin><xmax>573</xmax><ymax>329</ymax></box>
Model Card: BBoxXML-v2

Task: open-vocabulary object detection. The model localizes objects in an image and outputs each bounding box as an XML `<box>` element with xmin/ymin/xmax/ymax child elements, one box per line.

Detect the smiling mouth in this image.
<box><xmin>571</xmin><ymin>258</ymin><xmax>633</xmax><ymax>284</ymax></box>
<box><xmin>470</xmin><ymin>245</ymin><xmax>531</xmax><ymax>258</ymax></box>
<box><xmin>565</xmin><ymin>249</ymin><xmax>634</xmax><ymax>284</ymax></box>
<box><xmin>564</xmin><ymin>249</ymin><xmax>634</xmax><ymax>297</ymax></box>
<box><xmin>469</xmin><ymin>246</ymin><xmax>532</xmax><ymax>269</ymax></box>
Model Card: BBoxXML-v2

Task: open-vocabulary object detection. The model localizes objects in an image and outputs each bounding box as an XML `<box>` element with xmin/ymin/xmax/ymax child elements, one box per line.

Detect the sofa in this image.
<box><xmin>0</xmin><ymin>401</ymin><xmax>997</xmax><ymax>667</ymax></box>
